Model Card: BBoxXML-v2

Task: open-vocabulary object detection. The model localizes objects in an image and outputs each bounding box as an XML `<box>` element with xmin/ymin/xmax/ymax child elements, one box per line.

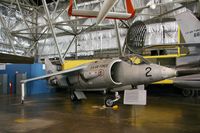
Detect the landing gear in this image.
<box><xmin>105</xmin><ymin>92</ymin><xmax>120</xmax><ymax>107</ymax></box>
<box><xmin>70</xmin><ymin>92</ymin><xmax>78</xmax><ymax>101</ymax></box>
<box><xmin>70</xmin><ymin>89</ymin><xmax>79</xmax><ymax>102</ymax></box>
<box><xmin>70</xmin><ymin>89</ymin><xmax>87</xmax><ymax>102</ymax></box>
<box><xmin>105</xmin><ymin>96</ymin><xmax>115</xmax><ymax>107</ymax></box>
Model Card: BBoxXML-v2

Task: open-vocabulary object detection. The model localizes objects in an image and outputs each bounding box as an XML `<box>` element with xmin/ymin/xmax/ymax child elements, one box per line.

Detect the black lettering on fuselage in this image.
<box><xmin>145</xmin><ymin>67</ymin><xmax>152</xmax><ymax>77</ymax></box>
<box><xmin>90</xmin><ymin>64</ymin><xmax>108</xmax><ymax>69</ymax></box>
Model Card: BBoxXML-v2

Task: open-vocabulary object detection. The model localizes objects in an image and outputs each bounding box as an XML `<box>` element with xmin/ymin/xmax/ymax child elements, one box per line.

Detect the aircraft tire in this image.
<box><xmin>105</xmin><ymin>96</ymin><xmax>115</xmax><ymax>107</ymax></box>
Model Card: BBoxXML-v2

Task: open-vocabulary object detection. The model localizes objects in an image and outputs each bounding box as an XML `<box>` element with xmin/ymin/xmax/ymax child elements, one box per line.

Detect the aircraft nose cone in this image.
<box><xmin>161</xmin><ymin>67</ymin><xmax>177</xmax><ymax>79</ymax></box>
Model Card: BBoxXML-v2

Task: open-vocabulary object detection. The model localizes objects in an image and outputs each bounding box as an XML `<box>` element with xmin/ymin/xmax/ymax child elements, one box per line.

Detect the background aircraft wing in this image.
<box><xmin>176</xmin><ymin>68</ymin><xmax>200</xmax><ymax>76</ymax></box>
<box><xmin>173</xmin><ymin>73</ymin><xmax>200</xmax><ymax>88</ymax></box>
<box><xmin>175</xmin><ymin>74</ymin><xmax>200</xmax><ymax>81</ymax></box>
<box><xmin>21</xmin><ymin>65</ymin><xmax>86</xmax><ymax>83</ymax></box>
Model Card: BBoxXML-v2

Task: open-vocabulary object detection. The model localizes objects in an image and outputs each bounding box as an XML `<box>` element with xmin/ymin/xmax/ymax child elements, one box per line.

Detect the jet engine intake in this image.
<box><xmin>71</xmin><ymin>59</ymin><xmax>122</xmax><ymax>89</ymax></box>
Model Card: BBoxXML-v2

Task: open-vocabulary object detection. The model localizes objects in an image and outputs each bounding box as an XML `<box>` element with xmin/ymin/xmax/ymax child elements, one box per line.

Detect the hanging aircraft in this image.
<box><xmin>21</xmin><ymin>55</ymin><xmax>177</xmax><ymax>106</ymax></box>
<box><xmin>68</xmin><ymin>0</ymin><xmax>197</xmax><ymax>25</ymax></box>
<box><xmin>68</xmin><ymin>0</ymin><xmax>135</xmax><ymax>24</ymax></box>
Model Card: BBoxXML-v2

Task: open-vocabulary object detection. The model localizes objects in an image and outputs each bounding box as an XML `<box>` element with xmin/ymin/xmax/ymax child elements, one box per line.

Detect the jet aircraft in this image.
<box><xmin>21</xmin><ymin>55</ymin><xmax>177</xmax><ymax>107</ymax></box>
<box><xmin>20</xmin><ymin>1</ymin><xmax>197</xmax><ymax>106</ymax></box>
<box><xmin>173</xmin><ymin>9</ymin><xmax>200</xmax><ymax>96</ymax></box>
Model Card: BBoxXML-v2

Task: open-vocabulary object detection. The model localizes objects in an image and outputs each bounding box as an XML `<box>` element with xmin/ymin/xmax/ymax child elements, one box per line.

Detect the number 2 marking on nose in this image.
<box><xmin>145</xmin><ymin>67</ymin><xmax>152</xmax><ymax>77</ymax></box>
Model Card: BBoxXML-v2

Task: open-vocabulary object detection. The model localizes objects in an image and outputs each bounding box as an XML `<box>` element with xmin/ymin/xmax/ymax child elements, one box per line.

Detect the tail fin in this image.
<box><xmin>44</xmin><ymin>58</ymin><xmax>57</xmax><ymax>74</ymax></box>
<box><xmin>175</xmin><ymin>10</ymin><xmax>200</xmax><ymax>43</ymax></box>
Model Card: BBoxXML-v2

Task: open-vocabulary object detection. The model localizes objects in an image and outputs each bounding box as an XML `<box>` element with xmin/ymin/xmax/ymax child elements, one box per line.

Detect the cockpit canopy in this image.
<box><xmin>120</xmin><ymin>54</ymin><xmax>150</xmax><ymax>65</ymax></box>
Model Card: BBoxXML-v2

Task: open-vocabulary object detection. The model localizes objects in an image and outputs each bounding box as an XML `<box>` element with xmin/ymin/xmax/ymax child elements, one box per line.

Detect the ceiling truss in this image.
<box><xmin>0</xmin><ymin>0</ymin><xmax>199</xmax><ymax>64</ymax></box>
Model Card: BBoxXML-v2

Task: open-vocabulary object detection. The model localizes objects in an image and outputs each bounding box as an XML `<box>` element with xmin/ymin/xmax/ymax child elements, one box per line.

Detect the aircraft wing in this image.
<box><xmin>21</xmin><ymin>65</ymin><xmax>86</xmax><ymax>83</ymax></box>
<box><xmin>69</xmin><ymin>9</ymin><xmax>132</xmax><ymax>20</ymax></box>
<box><xmin>173</xmin><ymin>73</ymin><xmax>200</xmax><ymax>88</ymax></box>
<box><xmin>176</xmin><ymin>68</ymin><xmax>200</xmax><ymax>76</ymax></box>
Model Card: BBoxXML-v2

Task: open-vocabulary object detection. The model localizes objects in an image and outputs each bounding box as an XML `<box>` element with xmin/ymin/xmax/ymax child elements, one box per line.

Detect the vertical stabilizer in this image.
<box><xmin>175</xmin><ymin>10</ymin><xmax>200</xmax><ymax>43</ymax></box>
<box><xmin>44</xmin><ymin>58</ymin><xmax>57</xmax><ymax>74</ymax></box>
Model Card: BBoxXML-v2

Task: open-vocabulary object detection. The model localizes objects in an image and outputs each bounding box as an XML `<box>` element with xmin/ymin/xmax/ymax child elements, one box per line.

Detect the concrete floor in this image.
<box><xmin>0</xmin><ymin>92</ymin><xmax>200</xmax><ymax>133</ymax></box>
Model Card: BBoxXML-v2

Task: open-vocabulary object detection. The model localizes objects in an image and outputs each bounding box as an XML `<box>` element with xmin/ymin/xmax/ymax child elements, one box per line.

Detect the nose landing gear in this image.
<box><xmin>105</xmin><ymin>92</ymin><xmax>120</xmax><ymax>107</ymax></box>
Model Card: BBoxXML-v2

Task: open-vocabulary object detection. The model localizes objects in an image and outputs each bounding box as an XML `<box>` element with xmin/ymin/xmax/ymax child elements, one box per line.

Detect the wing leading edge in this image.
<box><xmin>21</xmin><ymin>65</ymin><xmax>86</xmax><ymax>83</ymax></box>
